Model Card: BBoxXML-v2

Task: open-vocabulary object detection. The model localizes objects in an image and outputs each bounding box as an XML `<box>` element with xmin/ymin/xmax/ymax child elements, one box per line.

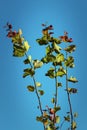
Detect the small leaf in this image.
<box><xmin>47</xmin><ymin>126</ymin><xmax>53</xmax><ymax>130</ymax></box>
<box><xmin>41</xmin><ymin>54</ymin><xmax>56</xmax><ymax>63</ymax></box>
<box><xmin>33</xmin><ymin>60</ymin><xmax>43</xmax><ymax>69</ymax></box>
<box><xmin>13</xmin><ymin>44</ymin><xmax>26</xmax><ymax>57</ymax></box>
<box><xmin>23</xmin><ymin>68</ymin><xmax>35</xmax><ymax>78</ymax></box>
<box><xmin>41</xmin><ymin>56</ymin><xmax>48</xmax><ymax>63</ymax></box>
<box><xmin>49</xmin><ymin>37</ymin><xmax>61</xmax><ymax>44</ymax></box>
<box><xmin>66</xmin><ymin>88</ymin><xmax>78</xmax><ymax>94</ymax></box>
<box><xmin>53</xmin><ymin>53</ymin><xmax>64</xmax><ymax>66</ymax></box>
<box><xmin>36</xmin><ymin>36</ymin><xmax>49</xmax><ymax>45</ymax></box>
<box><xmin>74</xmin><ymin>112</ymin><xmax>78</xmax><ymax>118</ymax></box>
<box><xmin>64</xmin><ymin>115</ymin><xmax>70</xmax><ymax>122</ymax></box>
<box><xmin>56</xmin><ymin>67</ymin><xmax>66</xmax><ymax>77</ymax></box>
<box><xmin>46</xmin><ymin>54</ymin><xmax>56</xmax><ymax>62</ymax></box>
<box><xmin>24</xmin><ymin>41</ymin><xmax>30</xmax><ymax>51</ymax></box>
<box><xmin>55</xmin><ymin>116</ymin><xmax>60</xmax><ymax>123</ymax></box>
<box><xmin>12</xmin><ymin>33</ymin><xmax>24</xmax><ymax>44</ymax></box>
<box><xmin>24</xmin><ymin>59</ymin><xmax>30</xmax><ymax>64</ymax></box>
<box><xmin>28</xmin><ymin>55</ymin><xmax>32</xmax><ymax>62</ymax></box>
<box><xmin>45</xmin><ymin>68</ymin><xmax>55</xmax><ymax>78</ymax></box>
<box><xmin>43</xmin><ymin>111</ymin><xmax>48</xmax><ymax>117</ymax></box>
<box><xmin>56</xmin><ymin>82</ymin><xmax>62</xmax><ymax>87</ymax></box>
<box><xmin>13</xmin><ymin>44</ymin><xmax>24</xmax><ymax>51</ymax></box>
<box><xmin>13</xmin><ymin>49</ymin><xmax>25</xmax><ymax>57</ymax></box>
<box><xmin>64</xmin><ymin>45</ymin><xmax>76</xmax><ymax>53</ymax></box>
<box><xmin>51</xmin><ymin>98</ymin><xmax>55</xmax><ymax>104</ymax></box>
<box><xmin>72</xmin><ymin>121</ymin><xmax>77</xmax><ymax>129</ymax></box>
<box><xmin>27</xmin><ymin>85</ymin><xmax>35</xmax><ymax>92</ymax></box>
<box><xmin>36</xmin><ymin>116</ymin><xmax>43</xmax><ymax>122</ymax></box>
<box><xmin>54</xmin><ymin>106</ymin><xmax>61</xmax><ymax>113</ymax></box>
<box><xmin>56</xmin><ymin>53</ymin><xmax>64</xmax><ymax>62</ymax></box>
<box><xmin>52</xmin><ymin>42</ymin><xmax>62</xmax><ymax>53</ymax></box>
<box><xmin>68</xmin><ymin>76</ymin><xmax>78</xmax><ymax>83</ymax></box>
<box><xmin>38</xmin><ymin>90</ymin><xmax>44</xmax><ymax>95</ymax></box>
<box><xmin>43</xmin><ymin>119</ymin><xmax>49</xmax><ymax>126</ymax></box>
<box><xmin>64</xmin><ymin>56</ymin><xmax>74</xmax><ymax>68</ymax></box>
<box><xmin>18</xmin><ymin>29</ymin><xmax>22</xmax><ymax>35</ymax></box>
<box><xmin>46</xmin><ymin>45</ymin><xmax>52</xmax><ymax>55</ymax></box>
<box><xmin>36</xmin><ymin>82</ymin><xmax>42</xmax><ymax>87</ymax></box>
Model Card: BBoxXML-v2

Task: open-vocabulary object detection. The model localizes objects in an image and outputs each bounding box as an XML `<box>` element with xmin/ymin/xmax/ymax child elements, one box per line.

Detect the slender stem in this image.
<box><xmin>66</xmin><ymin>52</ymin><xmax>73</xmax><ymax>130</ymax></box>
<box><xmin>32</xmin><ymin>75</ymin><xmax>46</xmax><ymax>130</ymax></box>
<box><xmin>54</xmin><ymin>65</ymin><xmax>58</xmax><ymax>107</ymax></box>
<box><xmin>32</xmin><ymin>75</ymin><xmax>43</xmax><ymax>115</ymax></box>
<box><xmin>25</xmin><ymin>53</ymin><xmax>45</xmax><ymax>130</ymax></box>
<box><xmin>52</xmin><ymin>65</ymin><xmax>58</xmax><ymax>130</ymax></box>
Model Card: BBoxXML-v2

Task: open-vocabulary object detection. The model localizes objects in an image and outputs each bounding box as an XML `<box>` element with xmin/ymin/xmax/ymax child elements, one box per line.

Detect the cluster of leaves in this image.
<box><xmin>36</xmin><ymin>24</ymin><xmax>78</xmax><ymax>130</ymax></box>
<box><xmin>36</xmin><ymin>105</ymin><xmax>61</xmax><ymax>130</ymax></box>
<box><xmin>5</xmin><ymin>22</ymin><xmax>78</xmax><ymax>130</ymax></box>
<box><xmin>5</xmin><ymin>22</ymin><xmax>30</xmax><ymax>57</ymax></box>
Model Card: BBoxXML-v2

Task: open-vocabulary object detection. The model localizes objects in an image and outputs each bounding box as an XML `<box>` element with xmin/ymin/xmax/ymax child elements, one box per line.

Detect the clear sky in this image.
<box><xmin>0</xmin><ymin>0</ymin><xmax>87</xmax><ymax>130</ymax></box>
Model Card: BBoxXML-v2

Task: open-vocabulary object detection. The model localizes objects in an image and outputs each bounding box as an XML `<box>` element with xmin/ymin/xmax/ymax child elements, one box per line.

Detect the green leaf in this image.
<box><xmin>45</xmin><ymin>68</ymin><xmax>55</xmax><ymax>78</ymax></box>
<box><xmin>56</xmin><ymin>53</ymin><xmax>64</xmax><ymax>62</ymax></box>
<box><xmin>64</xmin><ymin>115</ymin><xmax>70</xmax><ymax>122</ymax></box>
<box><xmin>46</xmin><ymin>45</ymin><xmax>52</xmax><ymax>55</ymax></box>
<box><xmin>13</xmin><ymin>44</ymin><xmax>25</xmax><ymax>51</ymax></box>
<box><xmin>47</xmin><ymin>55</ymin><xmax>56</xmax><ymax>62</ymax></box>
<box><xmin>24</xmin><ymin>59</ymin><xmax>30</xmax><ymax>64</ymax></box>
<box><xmin>12</xmin><ymin>33</ymin><xmax>24</xmax><ymax>44</ymax></box>
<box><xmin>74</xmin><ymin>112</ymin><xmax>78</xmax><ymax>118</ymax></box>
<box><xmin>55</xmin><ymin>116</ymin><xmax>60</xmax><ymax>123</ymax></box>
<box><xmin>49</xmin><ymin>37</ymin><xmax>61</xmax><ymax>44</ymax></box>
<box><xmin>33</xmin><ymin>60</ymin><xmax>43</xmax><ymax>69</ymax></box>
<box><xmin>72</xmin><ymin>121</ymin><xmax>77</xmax><ymax>129</ymax></box>
<box><xmin>54</xmin><ymin>106</ymin><xmax>61</xmax><ymax>113</ymax></box>
<box><xmin>64</xmin><ymin>56</ymin><xmax>74</xmax><ymax>68</ymax></box>
<box><xmin>47</xmin><ymin>126</ymin><xmax>53</xmax><ymax>130</ymax></box>
<box><xmin>38</xmin><ymin>90</ymin><xmax>44</xmax><ymax>95</ymax></box>
<box><xmin>56</xmin><ymin>82</ymin><xmax>62</xmax><ymax>87</ymax></box>
<box><xmin>36</xmin><ymin>82</ymin><xmax>42</xmax><ymax>87</ymax></box>
<box><xmin>27</xmin><ymin>85</ymin><xmax>35</xmax><ymax>92</ymax></box>
<box><xmin>41</xmin><ymin>54</ymin><xmax>56</xmax><ymax>63</ymax></box>
<box><xmin>13</xmin><ymin>49</ymin><xmax>25</xmax><ymax>57</ymax></box>
<box><xmin>13</xmin><ymin>44</ymin><xmax>26</xmax><ymax>57</ymax></box>
<box><xmin>68</xmin><ymin>76</ymin><xmax>78</xmax><ymax>83</ymax></box>
<box><xmin>43</xmin><ymin>119</ymin><xmax>49</xmax><ymax>126</ymax></box>
<box><xmin>64</xmin><ymin>45</ymin><xmax>76</xmax><ymax>53</ymax></box>
<box><xmin>23</xmin><ymin>68</ymin><xmax>35</xmax><ymax>78</ymax></box>
<box><xmin>36</xmin><ymin>116</ymin><xmax>43</xmax><ymax>122</ymax></box>
<box><xmin>56</xmin><ymin>67</ymin><xmax>66</xmax><ymax>77</ymax></box>
<box><xmin>52</xmin><ymin>43</ymin><xmax>62</xmax><ymax>53</ymax></box>
<box><xmin>24</xmin><ymin>55</ymin><xmax>32</xmax><ymax>64</ymax></box>
<box><xmin>53</xmin><ymin>53</ymin><xmax>64</xmax><ymax>66</ymax></box>
<box><xmin>41</xmin><ymin>56</ymin><xmax>48</xmax><ymax>63</ymax></box>
<box><xmin>36</xmin><ymin>36</ymin><xmax>49</xmax><ymax>45</ymax></box>
<box><xmin>18</xmin><ymin>29</ymin><xmax>22</xmax><ymax>35</ymax></box>
<box><xmin>66</xmin><ymin>87</ymin><xmax>78</xmax><ymax>94</ymax></box>
<box><xmin>51</xmin><ymin>98</ymin><xmax>55</xmax><ymax>104</ymax></box>
<box><xmin>24</xmin><ymin>41</ymin><xmax>30</xmax><ymax>51</ymax></box>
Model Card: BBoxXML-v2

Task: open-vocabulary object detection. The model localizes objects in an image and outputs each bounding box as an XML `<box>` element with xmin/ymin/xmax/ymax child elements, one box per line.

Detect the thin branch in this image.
<box><xmin>54</xmin><ymin>65</ymin><xmax>58</xmax><ymax>108</ymax></box>
<box><xmin>66</xmin><ymin>52</ymin><xmax>73</xmax><ymax>130</ymax></box>
<box><xmin>25</xmin><ymin>53</ymin><xmax>46</xmax><ymax>130</ymax></box>
<box><xmin>52</xmin><ymin>65</ymin><xmax>58</xmax><ymax>130</ymax></box>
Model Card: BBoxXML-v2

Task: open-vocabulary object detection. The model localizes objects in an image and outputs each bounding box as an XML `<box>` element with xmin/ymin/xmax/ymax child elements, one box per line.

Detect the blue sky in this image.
<box><xmin>0</xmin><ymin>0</ymin><xmax>87</xmax><ymax>130</ymax></box>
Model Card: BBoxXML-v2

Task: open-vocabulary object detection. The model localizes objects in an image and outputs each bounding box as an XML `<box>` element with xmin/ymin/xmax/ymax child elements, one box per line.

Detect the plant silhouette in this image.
<box><xmin>5</xmin><ymin>22</ymin><xmax>78</xmax><ymax>130</ymax></box>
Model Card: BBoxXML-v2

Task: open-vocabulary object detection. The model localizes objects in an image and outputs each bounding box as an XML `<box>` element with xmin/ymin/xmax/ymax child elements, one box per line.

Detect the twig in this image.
<box><xmin>54</xmin><ymin>65</ymin><xmax>58</xmax><ymax>107</ymax></box>
<box><xmin>25</xmin><ymin>53</ymin><xmax>46</xmax><ymax>130</ymax></box>
<box><xmin>66</xmin><ymin>52</ymin><xmax>73</xmax><ymax>130</ymax></box>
